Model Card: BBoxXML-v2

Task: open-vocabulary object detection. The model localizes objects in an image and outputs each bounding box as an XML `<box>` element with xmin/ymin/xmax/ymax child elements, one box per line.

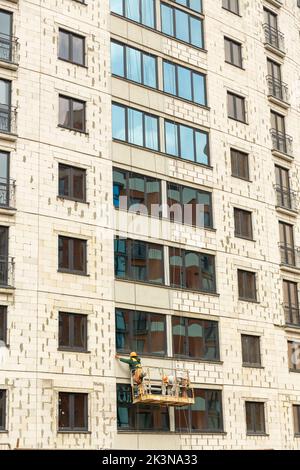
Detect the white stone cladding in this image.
<box><xmin>0</xmin><ymin>0</ymin><xmax>299</xmax><ymax>450</ymax></box>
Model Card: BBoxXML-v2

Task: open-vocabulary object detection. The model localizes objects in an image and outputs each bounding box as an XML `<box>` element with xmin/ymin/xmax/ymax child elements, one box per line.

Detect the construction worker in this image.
<box><xmin>115</xmin><ymin>352</ymin><xmax>145</xmax><ymax>385</ymax></box>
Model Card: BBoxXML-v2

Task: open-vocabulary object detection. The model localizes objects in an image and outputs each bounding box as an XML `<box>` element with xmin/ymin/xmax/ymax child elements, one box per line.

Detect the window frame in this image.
<box><xmin>293</xmin><ymin>405</ymin><xmax>300</xmax><ymax>436</ymax></box>
<box><xmin>110</xmin><ymin>0</ymin><xmax>157</xmax><ymax>29</ymax></box>
<box><xmin>230</xmin><ymin>148</ymin><xmax>249</xmax><ymax>181</ymax></box>
<box><xmin>163</xmin><ymin>60</ymin><xmax>207</xmax><ymax>106</ymax></box>
<box><xmin>58</xmin><ymin>95</ymin><xmax>86</xmax><ymax>133</ymax></box>
<box><xmin>238</xmin><ymin>269</ymin><xmax>257</xmax><ymax>302</ymax></box>
<box><xmin>58</xmin><ymin>163</ymin><xmax>86</xmax><ymax>203</ymax></box>
<box><xmin>245</xmin><ymin>401</ymin><xmax>266</xmax><ymax>435</ymax></box>
<box><xmin>58</xmin><ymin>392</ymin><xmax>88</xmax><ymax>432</ymax></box>
<box><xmin>222</xmin><ymin>0</ymin><xmax>239</xmax><ymax>15</ymax></box>
<box><xmin>234</xmin><ymin>207</ymin><xmax>253</xmax><ymax>240</ymax></box>
<box><xmin>0</xmin><ymin>305</ymin><xmax>7</xmax><ymax>345</ymax></box>
<box><xmin>224</xmin><ymin>36</ymin><xmax>243</xmax><ymax>68</ymax></box>
<box><xmin>0</xmin><ymin>389</ymin><xmax>6</xmax><ymax>431</ymax></box>
<box><xmin>288</xmin><ymin>341</ymin><xmax>300</xmax><ymax>372</ymax></box>
<box><xmin>58</xmin><ymin>28</ymin><xmax>86</xmax><ymax>66</ymax></box>
<box><xmin>58</xmin><ymin>312</ymin><xmax>88</xmax><ymax>352</ymax></box>
<box><xmin>241</xmin><ymin>334</ymin><xmax>261</xmax><ymax>368</ymax></box>
<box><xmin>58</xmin><ymin>235</ymin><xmax>87</xmax><ymax>275</ymax></box>
<box><xmin>227</xmin><ymin>91</ymin><xmax>246</xmax><ymax>123</ymax></box>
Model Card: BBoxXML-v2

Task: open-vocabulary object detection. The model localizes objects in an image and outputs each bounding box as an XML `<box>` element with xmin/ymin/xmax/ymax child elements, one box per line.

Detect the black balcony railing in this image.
<box><xmin>270</xmin><ymin>129</ymin><xmax>293</xmax><ymax>156</ymax></box>
<box><xmin>279</xmin><ymin>243</ymin><xmax>299</xmax><ymax>268</ymax></box>
<box><xmin>0</xmin><ymin>178</ymin><xmax>15</xmax><ymax>208</ymax></box>
<box><xmin>0</xmin><ymin>255</ymin><xmax>14</xmax><ymax>287</ymax></box>
<box><xmin>0</xmin><ymin>33</ymin><xmax>18</xmax><ymax>64</ymax></box>
<box><xmin>284</xmin><ymin>305</ymin><xmax>300</xmax><ymax>326</ymax></box>
<box><xmin>0</xmin><ymin>104</ymin><xmax>17</xmax><ymax>134</ymax></box>
<box><xmin>263</xmin><ymin>23</ymin><xmax>285</xmax><ymax>52</ymax></box>
<box><xmin>275</xmin><ymin>185</ymin><xmax>297</xmax><ymax>212</ymax></box>
<box><xmin>267</xmin><ymin>75</ymin><xmax>289</xmax><ymax>103</ymax></box>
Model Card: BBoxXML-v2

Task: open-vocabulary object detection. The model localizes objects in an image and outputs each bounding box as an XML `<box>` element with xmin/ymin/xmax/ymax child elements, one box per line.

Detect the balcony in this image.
<box><xmin>0</xmin><ymin>34</ymin><xmax>18</xmax><ymax>67</ymax></box>
<box><xmin>284</xmin><ymin>306</ymin><xmax>300</xmax><ymax>327</ymax></box>
<box><xmin>0</xmin><ymin>105</ymin><xmax>17</xmax><ymax>137</ymax></box>
<box><xmin>275</xmin><ymin>185</ymin><xmax>298</xmax><ymax>213</ymax></box>
<box><xmin>267</xmin><ymin>75</ymin><xmax>289</xmax><ymax>106</ymax></box>
<box><xmin>0</xmin><ymin>255</ymin><xmax>14</xmax><ymax>288</ymax></box>
<box><xmin>279</xmin><ymin>243</ymin><xmax>300</xmax><ymax>269</ymax></box>
<box><xmin>270</xmin><ymin>129</ymin><xmax>293</xmax><ymax>158</ymax></box>
<box><xmin>263</xmin><ymin>24</ymin><xmax>285</xmax><ymax>55</ymax></box>
<box><xmin>0</xmin><ymin>178</ymin><xmax>16</xmax><ymax>211</ymax></box>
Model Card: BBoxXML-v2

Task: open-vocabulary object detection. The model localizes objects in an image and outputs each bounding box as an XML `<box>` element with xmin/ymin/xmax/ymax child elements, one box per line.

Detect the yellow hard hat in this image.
<box><xmin>130</xmin><ymin>351</ymin><xmax>138</xmax><ymax>357</ymax></box>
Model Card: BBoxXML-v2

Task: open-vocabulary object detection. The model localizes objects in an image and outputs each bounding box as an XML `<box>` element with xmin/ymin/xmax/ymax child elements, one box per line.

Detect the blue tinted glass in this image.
<box><xmin>111</xmin><ymin>42</ymin><xmax>124</xmax><ymax>77</ymax></box>
<box><xmin>175</xmin><ymin>0</ymin><xmax>187</xmax><ymax>6</ymax></box>
<box><xmin>195</xmin><ymin>131</ymin><xmax>208</xmax><ymax>165</ymax></box>
<box><xmin>111</xmin><ymin>0</ymin><xmax>123</xmax><ymax>15</ymax></box>
<box><xmin>165</xmin><ymin>122</ymin><xmax>178</xmax><ymax>156</ymax></box>
<box><xmin>113</xmin><ymin>169</ymin><xmax>126</xmax><ymax>208</ymax></box>
<box><xmin>175</xmin><ymin>10</ymin><xmax>189</xmax><ymax>43</ymax></box>
<box><xmin>180</xmin><ymin>125</ymin><xmax>194</xmax><ymax>161</ymax></box>
<box><xmin>112</xmin><ymin>104</ymin><xmax>126</xmax><ymax>141</ymax></box>
<box><xmin>126</xmin><ymin>0</ymin><xmax>140</xmax><ymax>22</ymax></box>
<box><xmin>127</xmin><ymin>47</ymin><xmax>142</xmax><ymax>83</ymax></box>
<box><xmin>161</xmin><ymin>4</ymin><xmax>174</xmax><ymax>36</ymax></box>
<box><xmin>178</xmin><ymin>66</ymin><xmax>192</xmax><ymax>100</ymax></box>
<box><xmin>163</xmin><ymin>62</ymin><xmax>176</xmax><ymax>95</ymax></box>
<box><xmin>190</xmin><ymin>0</ymin><xmax>202</xmax><ymax>12</ymax></box>
<box><xmin>141</xmin><ymin>0</ymin><xmax>155</xmax><ymax>27</ymax></box>
<box><xmin>190</xmin><ymin>17</ymin><xmax>203</xmax><ymax>48</ymax></box>
<box><xmin>128</xmin><ymin>108</ymin><xmax>143</xmax><ymax>146</ymax></box>
<box><xmin>143</xmin><ymin>54</ymin><xmax>157</xmax><ymax>88</ymax></box>
<box><xmin>193</xmin><ymin>72</ymin><xmax>206</xmax><ymax>105</ymax></box>
<box><xmin>145</xmin><ymin>115</ymin><xmax>158</xmax><ymax>150</ymax></box>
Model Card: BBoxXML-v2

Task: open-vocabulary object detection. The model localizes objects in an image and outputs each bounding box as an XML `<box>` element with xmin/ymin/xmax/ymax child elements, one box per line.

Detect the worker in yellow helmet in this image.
<box><xmin>115</xmin><ymin>352</ymin><xmax>145</xmax><ymax>385</ymax></box>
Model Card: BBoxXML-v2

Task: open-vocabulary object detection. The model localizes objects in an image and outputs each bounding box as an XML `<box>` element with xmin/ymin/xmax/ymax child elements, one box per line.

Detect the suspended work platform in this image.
<box><xmin>131</xmin><ymin>366</ymin><xmax>195</xmax><ymax>407</ymax></box>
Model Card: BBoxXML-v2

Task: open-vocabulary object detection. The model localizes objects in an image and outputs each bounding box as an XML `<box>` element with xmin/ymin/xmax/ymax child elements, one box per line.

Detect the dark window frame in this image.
<box><xmin>58</xmin><ymin>235</ymin><xmax>87</xmax><ymax>275</ymax></box>
<box><xmin>58</xmin><ymin>28</ymin><xmax>85</xmax><ymax>66</ymax></box>
<box><xmin>279</xmin><ymin>221</ymin><xmax>295</xmax><ymax>267</ymax></box>
<box><xmin>58</xmin><ymin>163</ymin><xmax>86</xmax><ymax>203</ymax></box>
<box><xmin>58</xmin><ymin>95</ymin><xmax>86</xmax><ymax>133</ymax></box>
<box><xmin>245</xmin><ymin>401</ymin><xmax>266</xmax><ymax>435</ymax></box>
<box><xmin>234</xmin><ymin>207</ymin><xmax>253</xmax><ymax>240</ymax></box>
<box><xmin>238</xmin><ymin>269</ymin><xmax>257</xmax><ymax>302</ymax></box>
<box><xmin>58</xmin><ymin>392</ymin><xmax>88</xmax><ymax>432</ymax></box>
<box><xmin>0</xmin><ymin>389</ymin><xmax>6</xmax><ymax>431</ymax></box>
<box><xmin>224</xmin><ymin>36</ymin><xmax>243</xmax><ymax>68</ymax></box>
<box><xmin>58</xmin><ymin>312</ymin><xmax>88</xmax><ymax>352</ymax></box>
<box><xmin>230</xmin><ymin>148</ymin><xmax>249</xmax><ymax>181</ymax></box>
<box><xmin>288</xmin><ymin>341</ymin><xmax>300</xmax><ymax>372</ymax></box>
<box><xmin>241</xmin><ymin>334</ymin><xmax>261</xmax><ymax>367</ymax></box>
<box><xmin>161</xmin><ymin>2</ymin><xmax>204</xmax><ymax>49</ymax></box>
<box><xmin>222</xmin><ymin>0</ymin><xmax>239</xmax><ymax>15</ymax></box>
<box><xmin>283</xmin><ymin>280</ymin><xmax>300</xmax><ymax>326</ymax></box>
<box><xmin>111</xmin><ymin>0</ymin><xmax>157</xmax><ymax>29</ymax></box>
<box><xmin>293</xmin><ymin>405</ymin><xmax>300</xmax><ymax>436</ymax></box>
<box><xmin>0</xmin><ymin>305</ymin><xmax>7</xmax><ymax>344</ymax></box>
<box><xmin>227</xmin><ymin>91</ymin><xmax>246</xmax><ymax>123</ymax></box>
<box><xmin>171</xmin><ymin>0</ymin><xmax>203</xmax><ymax>14</ymax></box>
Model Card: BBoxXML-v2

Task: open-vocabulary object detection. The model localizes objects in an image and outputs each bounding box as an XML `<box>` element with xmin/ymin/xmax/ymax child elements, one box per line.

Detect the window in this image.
<box><xmin>288</xmin><ymin>341</ymin><xmax>300</xmax><ymax>372</ymax></box>
<box><xmin>0</xmin><ymin>226</ymin><xmax>8</xmax><ymax>286</ymax></box>
<box><xmin>264</xmin><ymin>8</ymin><xmax>280</xmax><ymax>49</ymax></box>
<box><xmin>161</xmin><ymin>3</ymin><xmax>203</xmax><ymax>48</ymax></box>
<box><xmin>175</xmin><ymin>389</ymin><xmax>223</xmax><ymax>432</ymax></box>
<box><xmin>0</xmin><ymin>151</ymin><xmax>10</xmax><ymax>207</ymax></box>
<box><xmin>222</xmin><ymin>0</ymin><xmax>239</xmax><ymax>15</ymax></box>
<box><xmin>224</xmin><ymin>37</ymin><xmax>242</xmax><ymax>68</ymax></box>
<box><xmin>238</xmin><ymin>270</ymin><xmax>257</xmax><ymax>301</ymax></box>
<box><xmin>275</xmin><ymin>166</ymin><xmax>291</xmax><ymax>210</ymax></box>
<box><xmin>241</xmin><ymin>335</ymin><xmax>261</xmax><ymax>367</ymax></box>
<box><xmin>110</xmin><ymin>0</ymin><xmax>156</xmax><ymax>28</ymax></box>
<box><xmin>111</xmin><ymin>41</ymin><xmax>157</xmax><ymax>89</ymax></box>
<box><xmin>267</xmin><ymin>59</ymin><xmax>284</xmax><ymax>101</ymax></box>
<box><xmin>59</xmin><ymin>312</ymin><xmax>87</xmax><ymax>352</ymax></box>
<box><xmin>59</xmin><ymin>95</ymin><xmax>86</xmax><ymax>132</ymax></box>
<box><xmin>113</xmin><ymin>168</ymin><xmax>161</xmax><ymax>215</ymax></box>
<box><xmin>116</xmin><ymin>309</ymin><xmax>166</xmax><ymax>356</ymax></box>
<box><xmin>283</xmin><ymin>280</ymin><xmax>300</xmax><ymax>326</ymax></box>
<box><xmin>245</xmin><ymin>402</ymin><xmax>266</xmax><ymax>435</ymax></box>
<box><xmin>172</xmin><ymin>0</ymin><xmax>202</xmax><ymax>13</ymax></box>
<box><xmin>0</xmin><ymin>390</ymin><xmax>6</xmax><ymax>430</ymax></box>
<box><xmin>279</xmin><ymin>222</ymin><xmax>295</xmax><ymax>266</ymax></box>
<box><xmin>169</xmin><ymin>247</ymin><xmax>216</xmax><ymax>293</ymax></box>
<box><xmin>167</xmin><ymin>182</ymin><xmax>213</xmax><ymax>228</ymax></box>
<box><xmin>58</xmin><ymin>164</ymin><xmax>86</xmax><ymax>202</ymax></box>
<box><xmin>165</xmin><ymin>120</ymin><xmax>209</xmax><ymax>165</ymax></box>
<box><xmin>117</xmin><ymin>384</ymin><xmax>169</xmax><ymax>431</ymax></box>
<box><xmin>231</xmin><ymin>148</ymin><xmax>249</xmax><ymax>180</ymax></box>
<box><xmin>112</xmin><ymin>103</ymin><xmax>159</xmax><ymax>151</ymax></box>
<box><xmin>293</xmin><ymin>405</ymin><xmax>300</xmax><ymax>435</ymax></box>
<box><xmin>58</xmin><ymin>392</ymin><xmax>88</xmax><ymax>431</ymax></box>
<box><xmin>114</xmin><ymin>238</ymin><xmax>164</xmax><ymax>285</ymax></box>
<box><xmin>227</xmin><ymin>92</ymin><xmax>246</xmax><ymax>123</ymax></box>
<box><xmin>0</xmin><ymin>305</ymin><xmax>7</xmax><ymax>344</ymax></box>
<box><xmin>58</xmin><ymin>236</ymin><xmax>87</xmax><ymax>275</ymax></box>
<box><xmin>0</xmin><ymin>79</ymin><xmax>11</xmax><ymax>133</ymax></box>
<box><xmin>271</xmin><ymin>111</ymin><xmax>287</xmax><ymax>154</ymax></box>
<box><xmin>163</xmin><ymin>61</ymin><xmax>206</xmax><ymax>105</ymax></box>
<box><xmin>58</xmin><ymin>29</ymin><xmax>85</xmax><ymax>66</ymax></box>
<box><xmin>234</xmin><ymin>208</ymin><xmax>253</xmax><ymax>240</ymax></box>
<box><xmin>0</xmin><ymin>10</ymin><xmax>13</xmax><ymax>63</ymax></box>
<box><xmin>172</xmin><ymin>317</ymin><xmax>219</xmax><ymax>360</ymax></box>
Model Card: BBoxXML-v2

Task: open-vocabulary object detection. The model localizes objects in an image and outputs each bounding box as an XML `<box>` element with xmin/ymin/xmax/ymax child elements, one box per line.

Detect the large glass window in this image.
<box><xmin>0</xmin><ymin>10</ymin><xmax>12</xmax><ymax>63</ymax></box>
<box><xmin>59</xmin><ymin>95</ymin><xmax>86</xmax><ymax>132</ymax></box>
<box><xmin>113</xmin><ymin>168</ymin><xmax>161</xmax><ymax>215</ymax></box>
<box><xmin>111</xmin><ymin>0</ymin><xmax>155</xmax><ymax>28</ymax></box>
<box><xmin>172</xmin><ymin>317</ymin><xmax>219</xmax><ymax>360</ymax></box>
<box><xmin>58</xmin><ymin>29</ymin><xmax>85</xmax><ymax>66</ymax></box>
<box><xmin>175</xmin><ymin>389</ymin><xmax>223</xmax><ymax>432</ymax></box>
<box><xmin>0</xmin><ymin>79</ymin><xmax>11</xmax><ymax>133</ymax></box>
<box><xmin>58</xmin><ymin>392</ymin><xmax>88</xmax><ymax>432</ymax></box>
<box><xmin>117</xmin><ymin>384</ymin><xmax>169</xmax><ymax>431</ymax></box>
<box><xmin>167</xmin><ymin>182</ymin><xmax>212</xmax><ymax>227</ymax></box>
<box><xmin>165</xmin><ymin>121</ymin><xmax>209</xmax><ymax>165</ymax></box>
<box><xmin>161</xmin><ymin>3</ymin><xmax>203</xmax><ymax>48</ymax></box>
<box><xmin>111</xmin><ymin>41</ymin><xmax>157</xmax><ymax>88</ymax></box>
<box><xmin>116</xmin><ymin>309</ymin><xmax>166</xmax><ymax>356</ymax></box>
<box><xmin>172</xmin><ymin>0</ymin><xmax>202</xmax><ymax>13</ymax></box>
<box><xmin>112</xmin><ymin>103</ymin><xmax>159</xmax><ymax>151</ymax></box>
<box><xmin>59</xmin><ymin>312</ymin><xmax>87</xmax><ymax>352</ymax></box>
<box><xmin>169</xmin><ymin>248</ymin><xmax>216</xmax><ymax>293</ymax></box>
<box><xmin>114</xmin><ymin>238</ymin><xmax>164</xmax><ymax>285</ymax></box>
<box><xmin>163</xmin><ymin>61</ymin><xmax>206</xmax><ymax>105</ymax></box>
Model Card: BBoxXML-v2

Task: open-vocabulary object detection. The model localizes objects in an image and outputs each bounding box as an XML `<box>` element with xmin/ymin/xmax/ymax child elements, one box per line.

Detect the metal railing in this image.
<box><xmin>270</xmin><ymin>129</ymin><xmax>293</xmax><ymax>156</ymax></box>
<box><xmin>263</xmin><ymin>23</ymin><xmax>285</xmax><ymax>52</ymax></box>
<box><xmin>0</xmin><ymin>33</ymin><xmax>18</xmax><ymax>64</ymax></box>
<box><xmin>279</xmin><ymin>243</ymin><xmax>300</xmax><ymax>268</ymax></box>
<box><xmin>267</xmin><ymin>75</ymin><xmax>289</xmax><ymax>103</ymax></box>
<box><xmin>0</xmin><ymin>104</ymin><xmax>17</xmax><ymax>134</ymax></box>
<box><xmin>274</xmin><ymin>185</ymin><xmax>297</xmax><ymax>212</ymax></box>
<box><xmin>0</xmin><ymin>255</ymin><xmax>14</xmax><ymax>287</ymax></box>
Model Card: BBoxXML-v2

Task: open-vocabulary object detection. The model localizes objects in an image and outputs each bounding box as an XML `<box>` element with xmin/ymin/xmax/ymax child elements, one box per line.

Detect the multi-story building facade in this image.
<box><xmin>1</xmin><ymin>0</ymin><xmax>300</xmax><ymax>450</ymax></box>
